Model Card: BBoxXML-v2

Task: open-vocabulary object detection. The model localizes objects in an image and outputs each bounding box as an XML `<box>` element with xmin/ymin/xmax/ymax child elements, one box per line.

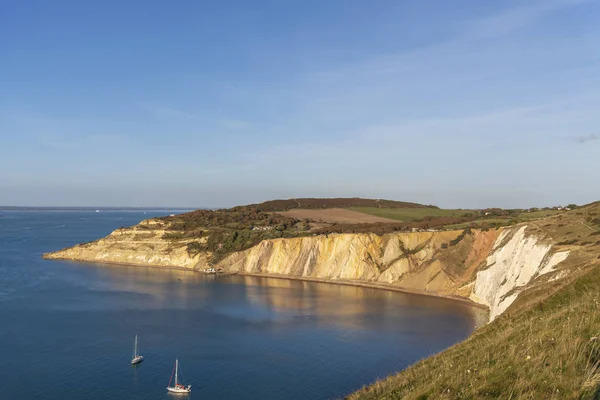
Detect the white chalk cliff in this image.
<box><xmin>469</xmin><ymin>226</ymin><xmax>569</xmax><ymax>321</ymax></box>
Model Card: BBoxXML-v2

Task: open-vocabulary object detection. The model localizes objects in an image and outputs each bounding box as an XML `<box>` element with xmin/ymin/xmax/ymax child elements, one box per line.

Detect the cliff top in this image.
<box><xmin>231</xmin><ymin>197</ymin><xmax>436</xmax><ymax>212</ymax></box>
<box><xmin>154</xmin><ymin>199</ymin><xmax>599</xmax><ymax>265</ymax></box>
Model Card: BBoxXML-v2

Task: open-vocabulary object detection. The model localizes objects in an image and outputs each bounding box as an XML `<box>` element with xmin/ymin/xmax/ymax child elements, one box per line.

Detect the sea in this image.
<box><xmin>0</xmin><ymin>209</ymin><xmax>485</xmax><ymax>400</ymax></box>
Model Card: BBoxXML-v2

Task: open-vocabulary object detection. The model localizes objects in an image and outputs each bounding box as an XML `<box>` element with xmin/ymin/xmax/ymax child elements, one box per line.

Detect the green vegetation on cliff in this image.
<box><xmin>163</xmin><ymin>207</ymin><xmax>300</xmax><ymax>231</ymax></box>
<box><xmin>160</xmin><ymin>208</ymin><xmax>309</xmax><ymax>264</ymax></box>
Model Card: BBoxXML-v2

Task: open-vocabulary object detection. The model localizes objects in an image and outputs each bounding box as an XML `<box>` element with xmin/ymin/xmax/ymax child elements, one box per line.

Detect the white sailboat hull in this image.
<box><xmin>167</xmin><ymin>386</ymin><xmax>191</xmax><ymax>394</ymax></box>
<box><xmin>167</xmin><ymin>358</ymin><xmax>191</xmax><ymax>394</ymax></box>
<box><xmin>131</xmin><ymin>335</ymin><xmax>143</xmax><ymax>365</ymax></box>
<box><xmin>131</xmin><ymin>355</ymin><xmax>144</xmax><ymax>364</ymax></box>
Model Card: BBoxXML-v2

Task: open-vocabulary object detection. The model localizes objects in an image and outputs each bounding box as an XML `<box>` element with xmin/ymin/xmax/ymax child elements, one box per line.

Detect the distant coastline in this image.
<box><xmin>0</xmin><ymin>206</ymin><xmax>200</xmax><ymax>212</ymax></box>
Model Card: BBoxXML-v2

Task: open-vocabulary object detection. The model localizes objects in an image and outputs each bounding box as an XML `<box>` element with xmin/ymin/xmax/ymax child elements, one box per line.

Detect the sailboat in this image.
<box><xmin>167</xmin><ymin>358</ymin><xmax>191</xmax><ymax>394</ymax></box>
<box><xmin>131</xmin><ymin>335</ymin><xmax>144</xmax><ymax>365</ymax></box>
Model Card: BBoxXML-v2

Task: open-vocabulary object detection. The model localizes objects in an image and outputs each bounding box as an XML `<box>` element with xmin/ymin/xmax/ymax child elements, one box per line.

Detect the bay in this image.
<box><xmin>0</xmin><ymin>210</ymin><xmax>484</xmax><ymax>399</ymax></box>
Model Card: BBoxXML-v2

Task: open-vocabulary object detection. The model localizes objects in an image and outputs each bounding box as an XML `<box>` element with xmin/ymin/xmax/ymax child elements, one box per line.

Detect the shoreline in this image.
<box><xmin>237</xmin><ymin>272</ymin><xmax>488</xmax><ymax>310</ymax></box>
<box><xmin>42</xmin><ymin>253</ymin><xmax>201</xmax><ymax>272</ymax></box>
<box><xmin>43</xmin><ymin>255</ymin><xmax>488</xmax><ymax>311</ymax></box>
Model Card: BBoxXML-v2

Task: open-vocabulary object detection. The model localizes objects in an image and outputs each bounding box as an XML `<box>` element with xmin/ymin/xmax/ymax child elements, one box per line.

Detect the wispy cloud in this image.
<box><xmin>140</xmin><ymin>102</ymin><xmax>255</xmax><ymax>132</ymax></box>
<box><xmin>240</xmin><ymin>94</ymin><xmax>600</xmax><ymax>176</ymax></box>
<box><xmin>137</xmin><ymin>102</ymin><xmax>202</xmax><ymax>121</ymax></box>
<box><xmin>305</xmin><ymin>0</ymin><xmax>589</xmax><ymax>86</ymax></box>
<box><xmin>41</xmin><ymin>133</ymin><xmax>131</xmax><ymax>150</ymax></box>
<box><xmin>1</xmin><ymin>111</ymin><xmax>131</xmax><ymax>149</ymax></box>
<box><xmin>467</xmin><ymin>0</ymin><xmax>591</xmax><ymax>40</ymax></box>
<box><xmin>574</xmin><ymin>133</ymin><xmax>598</xmax><ymax>144</ymax></box>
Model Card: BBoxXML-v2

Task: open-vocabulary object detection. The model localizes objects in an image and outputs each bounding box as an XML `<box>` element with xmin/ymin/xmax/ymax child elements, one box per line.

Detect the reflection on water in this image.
<box><xmin>237</xmin><ymin>275</ymin><xmax>488</xmax><ymax>329</ymax></box>
<box><xmin>90</xmin><ymin>263</ymin><xmax>486</xmax><ymax>334</ymax></box>
<box><xmin>0</xmin><ymin>211</ymin><xmax>486</xmax><ymax>400</ymax></box>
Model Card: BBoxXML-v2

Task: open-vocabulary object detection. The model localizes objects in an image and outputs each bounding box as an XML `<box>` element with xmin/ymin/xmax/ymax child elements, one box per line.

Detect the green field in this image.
<box><xmin>443</xmin><ymin>218</ymin><xmax>512</xmax><ymax>230</ymax></box>
<box><xmin>349</xmin><ymin>207</ymin><xmax>471</xmax><ymax>221</ymax></box>
<box><xmin>516</xmin><ymin>210</ymin><xmax>562</xmax><ymax>220</ymax></box>
<box><xmin>352</xmin><ymin>206</ymin><xmax>564</xmax><ymax>225</ymax></box>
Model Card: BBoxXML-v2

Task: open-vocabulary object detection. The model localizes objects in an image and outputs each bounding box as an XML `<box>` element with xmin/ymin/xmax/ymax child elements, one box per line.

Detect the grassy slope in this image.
<box><xmin>160</xmin><ymin>208</ymin><xmax>311</xmax><ymax>264</ymax></box>
<box><xmin>350</xmin><ymin>207</ymin><xmax>561</xmax><ymax>224</ymax></box>
<box><xmin>443</xmin><ymin>219</ymin><xmax>510</xmax><ymax>230</ymax></box>
<box><xmin>517</xmin><ymin>210</ymin><xmax>562</xmax><ymax>220</ymax></box>
<box><xmin>349</xmin><ymin>207</ymin><xmax>468</xmax><ymax>221</ymax></box>
<box><xmin>348</xmin><ymin>265</ymin><xmax>600</xmax><ymax>399</ymax></box>
<box><xmin>348</xmin><ymin>203</ymin><xmax>600</xmax><ymax>400</ymax></box>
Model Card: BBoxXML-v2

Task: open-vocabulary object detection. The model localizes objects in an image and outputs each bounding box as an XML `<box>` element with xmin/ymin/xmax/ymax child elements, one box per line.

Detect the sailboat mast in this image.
<box><xmin>175</xmin><ymin>358</ymin><xmax>178</xmax><ymax>386</ymax></box>
<box><xmin>134</xmin><ymin>335</ymin><xmax>138</xmax><ymax>357</ymax></box>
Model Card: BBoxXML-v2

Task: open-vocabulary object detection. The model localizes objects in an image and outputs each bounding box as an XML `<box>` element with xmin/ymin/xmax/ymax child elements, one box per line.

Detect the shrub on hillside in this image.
<box><xmin>449</xmin><ymin>227</ymin><xmax>472</xmax><ymax>246</ymax></box>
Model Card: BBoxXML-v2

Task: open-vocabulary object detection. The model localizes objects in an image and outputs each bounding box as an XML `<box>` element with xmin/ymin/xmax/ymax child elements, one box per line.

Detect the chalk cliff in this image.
<box><xmin>44</xmin><ymin>220</ymin><xmax>571</xmax><ymax>321</ymax></box>
<box><xmin>469</xmin><ymin>226</ymin><xmax>569</xmax><ymax>321</ymax></box>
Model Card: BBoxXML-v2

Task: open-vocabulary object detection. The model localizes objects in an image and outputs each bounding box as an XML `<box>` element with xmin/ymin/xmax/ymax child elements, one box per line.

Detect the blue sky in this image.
<box><xmin>1</xmin><ymin>0</ymin><xmax>598</xmax><ymax>208</ymax></box>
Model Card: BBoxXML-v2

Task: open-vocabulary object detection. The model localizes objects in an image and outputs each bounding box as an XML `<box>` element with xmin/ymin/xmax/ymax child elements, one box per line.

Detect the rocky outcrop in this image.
<box><xmin>44</xmin><ymin>220</ymin><xmax>571</xmax><ymax>321</ymax></box>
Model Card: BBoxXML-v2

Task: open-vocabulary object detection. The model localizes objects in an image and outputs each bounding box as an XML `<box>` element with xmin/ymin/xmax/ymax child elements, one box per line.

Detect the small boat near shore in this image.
<box><xmin>167</xmin><ymin>358</ymin><xmax>191</xmax><ymax>394</ymax></box>
<box><xmin>203</xmin><ymin>267</ymin><xmax>217</xmax><ymax>274</ymax></box>
<box><xmin>131</xmin><ymin>334</ymin><xmax>144</xmax><ymax>365</ymax></box>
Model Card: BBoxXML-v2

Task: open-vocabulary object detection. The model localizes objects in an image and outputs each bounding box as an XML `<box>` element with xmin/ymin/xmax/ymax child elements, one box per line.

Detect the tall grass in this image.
<box><xmin>347</xmin><ymin>264</ymin><xmax>600</xmax><ymax>399</ymax></box>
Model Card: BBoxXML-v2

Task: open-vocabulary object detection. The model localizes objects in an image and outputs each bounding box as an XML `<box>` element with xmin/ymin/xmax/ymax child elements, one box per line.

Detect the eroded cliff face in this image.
<box><xmin>43</xmin><ymin>219</ymin><xmax>210</xmax><ymax>269</ymax></box>
<box><xmin>43</xmin><ymin>220</ymin><xmax>571</xmax><ymax>321</ymax></box>
<box><xmin>469</xmin><ymin>226</ymin><xmax>569</xmax><ymax>321</ymax></box>
<box><xmin>218</xmin><ymin>230</ymin><xmax>497</xmax><ymax>294</ymax></box>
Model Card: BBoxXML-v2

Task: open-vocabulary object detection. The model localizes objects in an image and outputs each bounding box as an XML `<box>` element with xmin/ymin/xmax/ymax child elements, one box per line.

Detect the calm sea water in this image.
<box><xmin>0</xmin><ymin>211</ymin><xmax>485</xmax><ymax>400</ymax></box>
